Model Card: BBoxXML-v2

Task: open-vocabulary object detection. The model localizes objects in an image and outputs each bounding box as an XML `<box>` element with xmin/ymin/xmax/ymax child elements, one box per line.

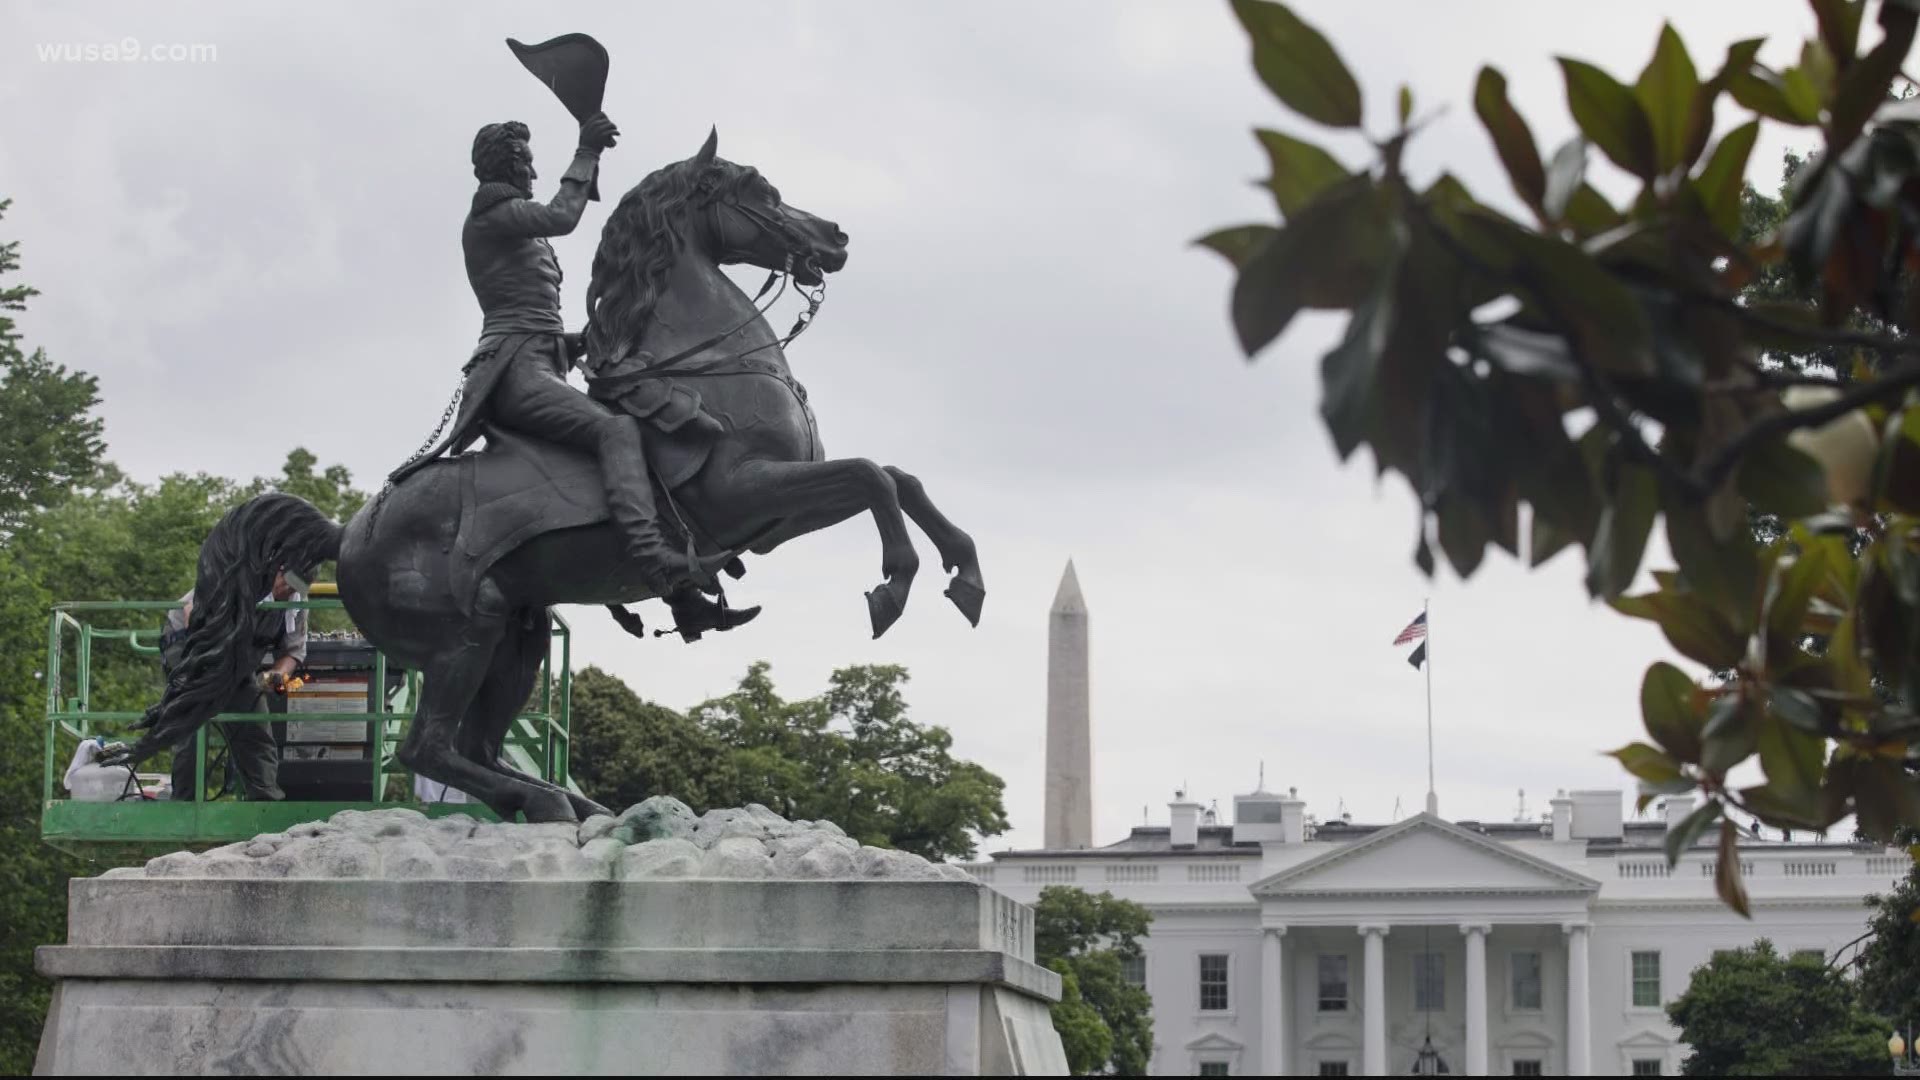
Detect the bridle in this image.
<box><xmin>598</xmin><ymin>191</ymin><xmax>829</xmax><ymax>377</ymax></box>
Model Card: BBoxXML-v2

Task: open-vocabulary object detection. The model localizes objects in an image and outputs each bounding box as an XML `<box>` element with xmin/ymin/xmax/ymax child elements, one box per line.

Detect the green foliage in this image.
<box><xmin>0</xmin><ymin>200</ymin><xmax>105</xmax><ymax>536</ymax></box>
<box><xmin>1033</xmin><ymin>887</ymin><xmax>1154</xmax><ymax>1076</ymax></box>
<box><xmin>1667</xmin><ymin>939</ymin><xmax>1891</xmax><ymax>1075</ymax></box>
<box><xmin>0</xmin><ymin>206</ymin><xmax>370</xmax><ymax>1072</ymax></box>
<box><xmin>1047</xmin><ymin>966</ymin><xmax>1114</xmax><ymax>1076</ymax></box>
<box><xmin>571</xmin><ymin>662</ymin><xmax>1010</xmax><ymax>861</ymax></box>
<box><xmin>1857</xmin><ymin>839</ymin><xmax>1920</xmax><ymax>1024</ymax></box>
<box><xmin>1210</xmin><ymin>0</ymin><xmax>1920</xmax><ymax>903</ymax></box>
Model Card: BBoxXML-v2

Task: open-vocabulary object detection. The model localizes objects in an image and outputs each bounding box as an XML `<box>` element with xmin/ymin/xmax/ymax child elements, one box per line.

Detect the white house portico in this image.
<box><xmin>970</xmin><ymin>785</ymin><xmax>1900</xmax><ymax>1076</ymax></box>
<box><xmin>1248</xmin><ymin>813</ymin><xmax>1601</xmax><ymax>1075</ymax></box>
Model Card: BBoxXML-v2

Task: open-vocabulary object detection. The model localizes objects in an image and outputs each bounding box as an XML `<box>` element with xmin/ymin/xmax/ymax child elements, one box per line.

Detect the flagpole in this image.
<box><xmin>1424</xmin><ymin>597</ymin><xmax>1437</xmax><ymax>816</ymax></box>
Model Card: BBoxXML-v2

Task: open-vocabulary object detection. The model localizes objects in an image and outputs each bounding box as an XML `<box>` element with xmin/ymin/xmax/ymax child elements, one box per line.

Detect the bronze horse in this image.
<box><xmin>115</xmin><ymin>131</ymin><xmax>985</xmax><ymax>823</ymax></box>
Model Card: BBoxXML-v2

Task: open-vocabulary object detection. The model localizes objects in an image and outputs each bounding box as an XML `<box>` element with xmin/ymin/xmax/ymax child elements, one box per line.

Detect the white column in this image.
<box><xmin>1360</xmin><ymin>925</ymin><xmax>1389</xmax><ymax>1076</ymax></box>
<box><xmin>1461</xmin><ymin>924</ymin><xmax>1490</xmax><ymax>1076</ymax></box>
<box><xmin>1565</xmin><ymin>922</ymin><xmax>1592</xmax><ymax>1076</ymax></box>
<box><xmin>1261</xmin><ymin>927</ymin><xmax>1288</xmax><ymax>1075</ymax></box>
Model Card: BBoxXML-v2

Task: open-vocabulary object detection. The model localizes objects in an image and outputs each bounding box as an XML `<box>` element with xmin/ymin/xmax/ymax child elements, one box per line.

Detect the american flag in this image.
<box><xmin>1392</xmin><ymin>611</ymin><xmax>1427</xmax><ymax>645</ymax></box>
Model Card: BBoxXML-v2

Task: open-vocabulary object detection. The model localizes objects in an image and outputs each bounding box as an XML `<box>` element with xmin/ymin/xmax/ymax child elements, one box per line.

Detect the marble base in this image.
<box><xmin>35</xmin><ymin>876</ymin><xmax>1066</xmax><ymax>1075</ymax></box>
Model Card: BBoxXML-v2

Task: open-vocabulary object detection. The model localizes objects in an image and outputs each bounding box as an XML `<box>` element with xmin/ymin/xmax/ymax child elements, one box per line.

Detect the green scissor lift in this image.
<box><xmin>41</xmin><ymin>590</ymin><xmax>578</xmax><ymax>860</ymax></box>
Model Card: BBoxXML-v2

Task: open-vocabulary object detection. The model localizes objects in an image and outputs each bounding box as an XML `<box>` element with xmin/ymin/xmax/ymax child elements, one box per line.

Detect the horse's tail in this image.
<box><xmin>127</xmin><ymin>493</ymin><xmax>342</xmax><ymax>760</ymax></box>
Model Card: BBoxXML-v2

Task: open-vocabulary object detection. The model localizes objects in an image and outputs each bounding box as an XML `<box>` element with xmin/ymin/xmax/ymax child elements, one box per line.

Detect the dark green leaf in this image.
<box><xmin>1728</xmin><ymin>62</ymin><xmax>1822</xmax><ymax>125</ymax></box>
<box><xmin>1715</xmin><ymin>817</ymin><xmax>1752</xmax><ymax>917</ymax></box>
<box><xmin>1614</xmin><ymin>589</ymin><xmax>1749</xmax><ymax>669</ymax></box>
<box><xmin>1641</xmin><ymin>661</ymin><xmax>1704</xmax><ymax>762</ymax></box>
<box><xmin>1229</xmin><ymin>178</ymin><xmax>1397</xmax><ymax>357</ymax></box>
<box><xmin>1318</xmin><ymin>268</ymin><xmax>1399</xmax><ymax>458</ymax></box>
<box><xmin>1665</xmin><ymin>500</ymin><xmax>1759</xmax><ymax>629</ymax></box>
<box><xmin>1398</xmin><ymin>84</ymin><xmax>1414</xmax><ymax>126</ymax></box>
<box><xmin>1700</xmin><ymin>694</ymin><xmax>1760</xmax><ymax>774</ymax></box>
<box><xmin>1828</xmin><ymin>2</ymin><xmax>1918</xmax><ymax>153</ymax></box>
<box><xmin>1765</xmin><ymin>540</ymin><xmax>1833</xmax><ymax>646</ymax></box>
<box><xmin>1635</xmin><ymin>24</ymin><xmax>1701</xmax><ymax>172</ymax></box>
<box><xmin>1474</xmin><ymin>67</ymin><xmax>1547</xmax><ymax>214</ymax></box>
<box><xmin>1255</xmin><ymin>128</ymin><xmax>1350</xmax><ymax>217</ymax></box>
<box><xmin>1611</xmin><ymin>741</ymin><xmax>1688</xmax><ymax>786</ymax></box>
<box><xmin>1530</xmin><ymin>512</ymin><xmax>1576</xmax><ymax>567</ymax></box>
<box><xmin>1737</xmin><ymin>438</ymin><xmax>1830</xmax><ymax>518</ymax></box>
<box><xmin>1563</xmin><ymin>183</ymin><xmax>1626</xmax><ymax>237</ymax></box>
<box><xmin>1452</xmin><ymin>210</ymin><xmax>1653</xmax><ymax>377</ymax></box>
<box><xmin>1769</xmin><ymin>687</ymin><xmax>1824</xmax><ymax>733</ymax></box>
<box><xmin>1694</xmin><ymin>121</ymin><xmax>1760</xmax><ymax>238</ymax></box>
<box><xmin>1194</xmin><ymin>224</ymin><xmax>1279</xmax><ymax>269</ymax></box>
<box><xmin>1812</xmin><ymin>0</ymin><xmax>1865</xmax><ymax>70</ymax></box>
<box><xmin>1559</xmin><ymin>58</ymin><xmax>1658</xmax><ymax>179</ymax></box>
<box><xmin>1665</xmin><ymin>798</ymin><xmax>1722</xmax><ymax>864</ymax></box>
<box><xmin>1437</xmin><ymin>496</ymin><xmax>1490</xmax><ymax>579</ymax></box>
<box><xmin>1740</xmin><ymin>782</ymin><xmax>1847</xmax><ymax>829</ymax></box>
<box><xmin>1231</xmin><ymin>0</ymin><xmax>1364</xmax><ymax>128</ymax></box>
<box><xmin>1756</xmin><ymin>713</ymin><xmax>1827</xmax><ymax>818</ymax></box>
<box><xmin>1848</xmin><ymin>757</ymin><xmax>1920</xmax><ymax>841</ymax></box>
<box><xmin>1587</xmin><ymin>463</ymin><xmax>1658</xmax><ymax>599</ymax></box>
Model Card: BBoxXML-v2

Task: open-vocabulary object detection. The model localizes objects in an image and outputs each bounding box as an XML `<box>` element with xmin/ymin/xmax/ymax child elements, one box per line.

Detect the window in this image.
<box><xmin>1413</xmin><ymin>951</ymin><xmax>1445</xmax><ymax>1011</ymax></box>
<box><xmin>1199</xmin><ymin>953</ymin><xmax>1230</xmax><ymax>1011</ymax></box>
<box><xmin>1512</xmin><ymin>1061</ymin><xmax>1544</xmax><ymax>1077</ymax></box>
<box><xmin>1630</xmin><ymin>951</ymin><xmax>1662</xmax><ymax>1008</ymax></box>
<box><xmin>1122</xmin><ymin>953</ymin><xmax>1147</xmax><ymax>989</ymax></box>
<box><xmin>1198</xmin><ymin>1064</ymin><xmax>1231</xmax><ymax>1078</ymax></box>
<box><xmin>1632</xmin><ymin>1059</ymin><xmax>1663</xmax><ymax>1076</ymax></box>
<box><xmin>1317</xmin><ymin>1063</ymin><xmax>1350</xmax><ymax>1077</ymax></box>
<box><xmin>1317</xmin><ymin>954</ymin><xmax>1350</xmax><ymax>1011</ymax></box>
<box><xmin>1510</xmin><ymin>950</ymin><xmax>1543</xmax><ymax>1011</ymax></box>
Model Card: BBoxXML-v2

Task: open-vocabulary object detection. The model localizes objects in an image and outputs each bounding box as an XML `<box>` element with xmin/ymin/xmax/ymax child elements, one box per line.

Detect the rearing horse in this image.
<box><xmin>113</xmin><ymin>130</ymin><xmax>985</xmax><ymax>823</ymax></box>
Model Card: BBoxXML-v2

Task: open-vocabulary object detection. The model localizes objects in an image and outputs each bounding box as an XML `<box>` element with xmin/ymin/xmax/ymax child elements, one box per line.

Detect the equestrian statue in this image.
<box><xmin>105</xmin><ymin>34</ymin><xmax>986</xmax><ymax>824</ymax></box>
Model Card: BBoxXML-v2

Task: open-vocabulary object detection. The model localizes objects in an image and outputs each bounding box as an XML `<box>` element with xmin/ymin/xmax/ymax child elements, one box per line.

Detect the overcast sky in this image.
<box><xmin>1</xmin><ymin>1</ymin><xmax>1831</xmax><ymax>853</ymax></box>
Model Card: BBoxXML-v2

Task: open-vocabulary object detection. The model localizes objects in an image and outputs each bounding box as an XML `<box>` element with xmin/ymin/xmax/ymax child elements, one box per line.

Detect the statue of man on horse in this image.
<box><xmin>107</xmin><ymin>34</ymin><xmax>986</xmax><ymax>823</ymax></box>
<box><xmin>387</xmin><ymin>61</ymin><xmax>753</xmax><ymax>640</ymax></box>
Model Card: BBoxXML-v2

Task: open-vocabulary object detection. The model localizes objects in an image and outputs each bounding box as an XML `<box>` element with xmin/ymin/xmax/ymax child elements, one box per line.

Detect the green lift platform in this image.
<box><xmin>40</xmin><ymin>588</ymin><xmax>577</xmax><ymax>860</ymax></box>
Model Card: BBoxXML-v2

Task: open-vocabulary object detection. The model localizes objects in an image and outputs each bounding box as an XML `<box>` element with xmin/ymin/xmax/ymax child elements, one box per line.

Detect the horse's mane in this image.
<box><xmin>586</xmin><ymin>153</ymin><xmax>754</xmax><ymax>366</ymax></box>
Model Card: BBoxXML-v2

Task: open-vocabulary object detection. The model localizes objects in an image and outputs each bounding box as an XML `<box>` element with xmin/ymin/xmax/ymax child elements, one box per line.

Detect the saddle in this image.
<box><xmin>444</xmin><ymin>425</ymin><xmax>731</xmax><ymax>613</ymax></box>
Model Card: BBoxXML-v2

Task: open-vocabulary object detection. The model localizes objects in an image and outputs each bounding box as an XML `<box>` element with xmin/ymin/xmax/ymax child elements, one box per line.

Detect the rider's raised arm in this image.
<box><xmin>487</xmin><ymin>148</ymin><xmax>600</xmax><ymax>238</ymax></box>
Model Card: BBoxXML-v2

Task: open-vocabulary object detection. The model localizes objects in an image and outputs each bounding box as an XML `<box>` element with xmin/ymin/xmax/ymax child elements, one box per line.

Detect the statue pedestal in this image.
<box><xmin>36</xmin><ymin>877</ymin><xmax>1063</xmax><ymax>1076</ymax></box>
<box><xmin>33</xmin><ymin>807</ymin><xmax>1064</xmax><ymax>1076</ymax></box>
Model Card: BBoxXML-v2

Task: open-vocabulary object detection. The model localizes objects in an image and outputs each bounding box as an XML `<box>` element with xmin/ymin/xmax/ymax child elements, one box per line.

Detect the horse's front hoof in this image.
<box><xmin>521</xmin><ymin>789</ymin><xmax>580</xmax><ymax>824</ymax></box>
<box><xmin>945</xmin><ymin>576</ymin><xmax>985</xmax><ymax>627</ymax></box>
<box><xmin>866</xmin><ymin>586</ymin><xmax>905</xmax><ymax>639</ymax></box>
<box><xmin>569</xmin><ymin>792</ymin><xmax>612</xmax><ymax>820</ymax></box>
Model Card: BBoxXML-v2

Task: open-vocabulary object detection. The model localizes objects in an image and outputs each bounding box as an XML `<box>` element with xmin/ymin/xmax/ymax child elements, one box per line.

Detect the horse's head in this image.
<box><xmin>686</xmin><ymin>129</ymin><xmax>848</xmax><ymax>286</ymax></box>
<box><xmin>587</xmin><ymin>129</ymin><xmax>848</xmax><ymax>364</ymax></box>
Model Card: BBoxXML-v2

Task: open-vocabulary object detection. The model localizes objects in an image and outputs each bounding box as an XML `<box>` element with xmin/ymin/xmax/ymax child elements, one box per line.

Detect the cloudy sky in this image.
<box><xmin>1</xmin><ymin>1</ymin><xmax>1830</xmax><ymax>852</ymax></box>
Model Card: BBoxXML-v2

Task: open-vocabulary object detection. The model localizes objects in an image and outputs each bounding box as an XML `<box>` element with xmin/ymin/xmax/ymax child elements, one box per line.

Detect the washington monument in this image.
<box><xmin>1045</xmin><ymin>560</ymin><xmax>1091</xmax><ymax>849</ymax></box>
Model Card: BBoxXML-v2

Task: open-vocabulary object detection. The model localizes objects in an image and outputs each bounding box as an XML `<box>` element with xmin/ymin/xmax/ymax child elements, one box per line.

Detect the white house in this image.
<box><xmin>968</xmin><ymin>787</ymin><xmax>1906</xmax><ymax>1077</ymax></box>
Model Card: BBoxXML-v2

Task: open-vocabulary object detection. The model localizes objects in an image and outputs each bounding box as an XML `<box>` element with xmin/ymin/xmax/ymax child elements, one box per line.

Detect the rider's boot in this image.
<box><xmin>594</xmin><ymin>416</ymin><xmax>760</xmax><ymax>640</ymax></box>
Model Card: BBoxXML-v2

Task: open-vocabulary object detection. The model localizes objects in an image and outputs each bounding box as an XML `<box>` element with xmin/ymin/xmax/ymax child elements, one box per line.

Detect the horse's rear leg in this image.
<box><xmin>395</xmin><ymin>593</ymin><xmax>575</xmax><ymax>823</ymax></box>
<box><xmin>711</xmin><ymin>457</ymin><xmax>918</xmax><ymax>637</ymax></box>
<box><xmin>883</xmin><ymin>466</ymin><xmax>985</xmax><ymax>626</ymax></box>
<box><xmin>455</xmin><ymin>610</ymin><xmax>611</xmax><ymax>820</ymax></box>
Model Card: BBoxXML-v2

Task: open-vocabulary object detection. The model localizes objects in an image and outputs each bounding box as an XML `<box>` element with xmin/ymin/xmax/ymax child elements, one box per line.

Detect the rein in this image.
<box><xmin>591</xmin><ymin>199</ymin><xmax>828</xmax><ymax>383</ymax></box>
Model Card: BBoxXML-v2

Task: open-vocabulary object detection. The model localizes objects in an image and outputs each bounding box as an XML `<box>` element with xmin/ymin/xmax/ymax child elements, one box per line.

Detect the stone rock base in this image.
<box><xmin>34</xmin><ymin>818</ymin><xmax>1067</xmax><ymax>1076</ymax></box>
<box><xmin>38</xmin><ymin>977</ymin><xmax>1063</xmax><ymax>1075</ymax></box>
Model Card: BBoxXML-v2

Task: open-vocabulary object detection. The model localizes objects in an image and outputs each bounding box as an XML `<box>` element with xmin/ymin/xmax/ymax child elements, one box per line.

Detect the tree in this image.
<box><xmin>0</xmin><ymin>444</ymin><xmax>362</xmax><ymax>1072</ymax></box>
<box><xmin>572</xmin><ymin>662</ymin><xmax>1011</xmax><ymax>860</ymax></box>
<box><xmin>1033</xmin><ymin>886</ymin><xmax>1155</xmax><ymax>1076</ymax></box>
<box><xmin>1207</xmin><ymin>0</ymin><xmax>1920</xmax><ymax>905</ymax></box>
<box><xmin>1858</xmin><ymin>827</ymin><xmax>1920</xmax><ymax>1026</ymax></box>
<box><xmin>0</xmin><ymin>200</ymin><xmax>105</xmax><ymax>536</ymax></box>
<box><xmin>1667</xmin><ymin>939</ymin><xmax>1890</xmax><ymax>1075</ymax></box>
